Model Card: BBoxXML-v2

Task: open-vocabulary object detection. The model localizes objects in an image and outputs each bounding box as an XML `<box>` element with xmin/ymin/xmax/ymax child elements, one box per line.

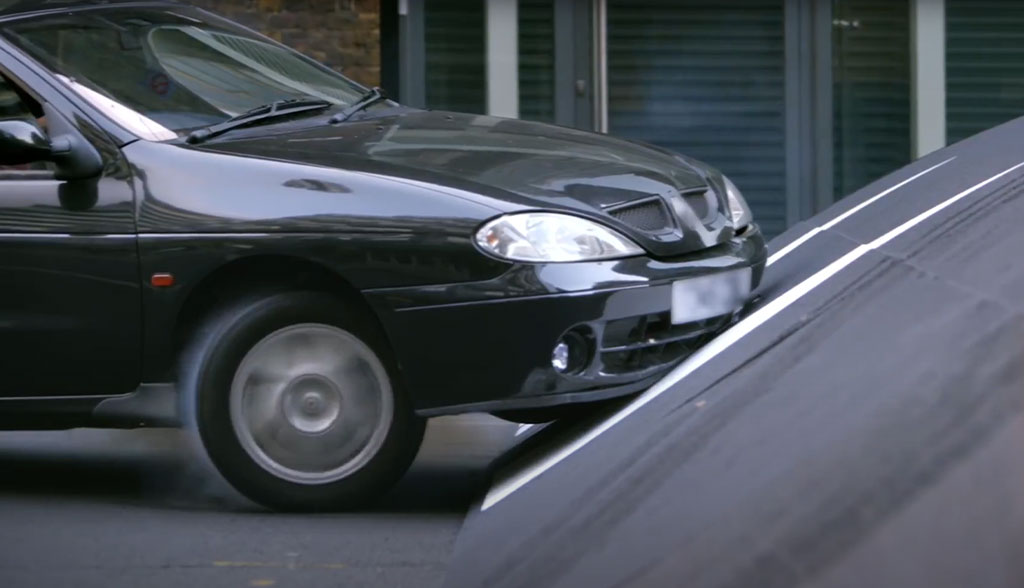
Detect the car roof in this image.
<box><xmin>0</xmin><ymin>0</ymin><xmax>179</xmax><ymax>20</ymax></box>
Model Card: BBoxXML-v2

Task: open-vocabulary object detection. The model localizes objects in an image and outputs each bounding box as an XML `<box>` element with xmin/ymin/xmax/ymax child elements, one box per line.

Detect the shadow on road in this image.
<box><xmin>0</xmin><ymin>415</ymin><xmax>516</xmax><ymax>514</ymax></box>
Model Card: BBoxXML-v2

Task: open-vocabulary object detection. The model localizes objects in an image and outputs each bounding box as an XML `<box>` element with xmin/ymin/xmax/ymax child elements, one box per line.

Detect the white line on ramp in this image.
<box><xmin>767</xmin><ymin>157</ymin><xmax>955</xmax><ymax>266</ymax></box>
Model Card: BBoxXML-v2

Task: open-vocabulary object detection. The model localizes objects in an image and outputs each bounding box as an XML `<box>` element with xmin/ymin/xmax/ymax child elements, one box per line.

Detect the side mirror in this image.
<box><xmin>44</xmin><ymin>102</ymin><xmax>104</xmax><ymax>181</ymax></box>
<box><xmin>0</xmin><ymin>119</ymin><xmax>51</xmax><ymax>165</ymax></box>
<box><xmin>0</xmin><ymin>103</ymin><xmax>104</xmax><ymax>180</ymax></box>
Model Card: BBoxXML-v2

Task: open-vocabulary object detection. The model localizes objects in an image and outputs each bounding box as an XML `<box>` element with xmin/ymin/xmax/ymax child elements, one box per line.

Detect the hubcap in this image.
<box><xmin>281</xmin><ymin>374</ymin><xmax>342</xmax><ymax>434</ymax></box>
<box><xmin>229</xmin><ymin>324</ymin><xmax>393</xmax><ymax>485</ymax></box>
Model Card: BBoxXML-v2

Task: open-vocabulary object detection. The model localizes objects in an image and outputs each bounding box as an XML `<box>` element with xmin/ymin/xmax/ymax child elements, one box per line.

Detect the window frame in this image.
<box><xmin>0</xmin><ymin>17</ymin><xmax>165</xmax><ymax>146</ymax></box>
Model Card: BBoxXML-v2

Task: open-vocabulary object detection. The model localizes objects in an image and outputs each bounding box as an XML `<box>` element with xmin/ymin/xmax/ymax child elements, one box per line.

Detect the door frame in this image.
<box><xmin>0</xmin><ymin>46</ymin><xmax>143</xmax><ymax>398</ymax></box>
<box><xmin>555</xmin><ymin>0</ymin><xmax>596</xmax><ymax>130</ymax></box>
<box><xmin>398</xmin><ymin>0</ymin><xmax>598</xmax><ymax>130</ymax></box>
<box><xmin>785</xmin><ymin>0</ymin><xmax>835</xmax><ymax>225</ymax></box>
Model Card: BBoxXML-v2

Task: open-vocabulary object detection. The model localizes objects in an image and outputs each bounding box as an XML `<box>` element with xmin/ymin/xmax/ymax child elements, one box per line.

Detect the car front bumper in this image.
<box><xmin>363</xmin><ymin>225</ymin><xmax>767</xmax><ymax>416</ymax></box>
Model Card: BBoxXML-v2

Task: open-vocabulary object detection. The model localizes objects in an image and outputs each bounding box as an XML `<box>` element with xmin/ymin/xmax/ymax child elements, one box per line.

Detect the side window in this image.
<box><xmin>0</xmin><ymin>73</ymin><xmax>52</xmax><ymax>173</ymax></box>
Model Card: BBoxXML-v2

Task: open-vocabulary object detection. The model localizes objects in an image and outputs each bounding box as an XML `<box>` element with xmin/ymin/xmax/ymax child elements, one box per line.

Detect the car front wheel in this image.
<box><xmin>180</xmin><ymin>291</ymin><xmax>424</xmax><ymax>511</ymax></box>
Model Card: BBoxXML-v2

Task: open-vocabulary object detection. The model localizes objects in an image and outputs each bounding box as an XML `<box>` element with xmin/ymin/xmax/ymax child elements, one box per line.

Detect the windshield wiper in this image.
<box><xmin>329</xmin><ymin>87</ymin><xmax>389</xmax><ymax>124</ymax></box>
<box><xmin>186</xmin><ymin>98</ymin><xmax>333</xmax><ymax>144</ymax></box>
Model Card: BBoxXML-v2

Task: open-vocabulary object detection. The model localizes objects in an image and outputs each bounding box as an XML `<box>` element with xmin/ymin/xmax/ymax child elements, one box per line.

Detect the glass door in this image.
<box><xmin>832</xmin><ymin>0</ymin><xmax>911</xmax><ymax>199</ymax></box>
<box><xmin>423</xmin><ymin>0</ymin><xmax>486</xmax><ymax>114</ymax></box>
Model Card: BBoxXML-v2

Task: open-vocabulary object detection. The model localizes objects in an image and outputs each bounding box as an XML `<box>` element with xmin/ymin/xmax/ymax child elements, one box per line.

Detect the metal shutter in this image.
<box><xmin>519</xmin><ymin>0</ymin><xmax>555</xmax><ymax>123</ymax></box>
<box><xmin>832</xmin><ymin>0</ymin><xmax>911</xmax><ymax>199</ymax></box>
<box><xmin>424</xmin><ymin>0</ymin><xmax>486</xmax><ymax>114</ymax></box>
<box><xmin>947</xmin><ymin>0</ymin><xmax>1024</xmax><ymax>144</ymax></box>
<box><xmin>607</xmin><ymin>0</ymin><xmax>787</xmax><ymax>238</ymax></box>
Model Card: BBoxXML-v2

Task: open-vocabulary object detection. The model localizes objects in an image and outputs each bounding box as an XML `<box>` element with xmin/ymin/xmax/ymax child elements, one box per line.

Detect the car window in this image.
<box><xmin>0</xmin><ymin>73</ymin><xmax>52</xmax><ymax>174</ymax></box>
<box><xmin>0</xmin><ymin>7</ymin><xmax>368</xmax><ymax>139</ymax></box>
<box><xmin>0</xmin><ymin>75</ymin><xmax>31</xmax><ymax>118</ymax></box>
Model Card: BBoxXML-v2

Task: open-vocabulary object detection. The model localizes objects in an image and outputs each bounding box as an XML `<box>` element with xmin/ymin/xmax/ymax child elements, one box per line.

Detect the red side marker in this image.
<box><xmin>151</xmin><ymin>273</ymin><xmax>175</xmax><ymax>288</ymax></box>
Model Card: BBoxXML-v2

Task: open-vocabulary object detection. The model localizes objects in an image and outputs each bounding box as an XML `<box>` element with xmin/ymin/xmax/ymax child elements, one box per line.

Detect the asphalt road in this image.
<box><xmin>0</xmin><ymin>414</ymin><xmax>516</xmax><ymax>588</ymax></box>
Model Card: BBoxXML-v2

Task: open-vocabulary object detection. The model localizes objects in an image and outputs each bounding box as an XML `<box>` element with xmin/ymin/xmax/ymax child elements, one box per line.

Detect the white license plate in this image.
<box><xmin>670</xmin><ymin>267</ymin><xmax>752</xmax><ymax>324</ymax></box>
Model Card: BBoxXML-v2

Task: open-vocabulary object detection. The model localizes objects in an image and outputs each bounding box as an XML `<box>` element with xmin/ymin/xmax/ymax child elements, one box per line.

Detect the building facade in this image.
<box><xmin>386</xmin><ymin>0</ymin><xmax>1024</xmax><ymax>238</ymax></box>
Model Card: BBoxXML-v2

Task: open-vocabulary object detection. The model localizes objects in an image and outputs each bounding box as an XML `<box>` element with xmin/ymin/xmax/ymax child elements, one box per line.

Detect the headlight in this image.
<box><xmin>475</xmin><ymin>212</ymin><xmax>644</xmax><ymax>262</ymax></box>
<box><xmin>722</xmin><ymin>175</ymin><xmax>753</xmax><ymax>229</ymax></box>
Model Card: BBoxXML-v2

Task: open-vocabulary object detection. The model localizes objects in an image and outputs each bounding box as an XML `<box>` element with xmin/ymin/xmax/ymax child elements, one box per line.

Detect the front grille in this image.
<box><xmin>599</xmin><ymin>311</ymin><xmax>732</xmax><ymax>375</ymax></box>
<box><xmin>680</xmin><ymin>188</ymin><xmax>714</xmax><ymax>222</ymax></box>
<box><xmin>607</xmin><ymin>198</ymin><xmax>672</xmax><ymax>232</ymax></box>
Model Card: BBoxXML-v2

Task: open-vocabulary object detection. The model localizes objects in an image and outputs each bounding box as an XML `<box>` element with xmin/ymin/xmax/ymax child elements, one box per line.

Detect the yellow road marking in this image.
<box><xmin>211</xmin><ymin>561</ymin><xmax>347</xmax><ymax>570</ymax></box>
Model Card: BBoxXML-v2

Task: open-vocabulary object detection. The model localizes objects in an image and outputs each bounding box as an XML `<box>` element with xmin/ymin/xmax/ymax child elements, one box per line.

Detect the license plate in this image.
<box><xmin>671</xmin><ymin>267</ymin><xmax>752</xmax><ymax>324</ymax></box>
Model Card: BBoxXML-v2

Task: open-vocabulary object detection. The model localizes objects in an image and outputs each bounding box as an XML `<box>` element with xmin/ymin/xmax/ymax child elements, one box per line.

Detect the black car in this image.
<box><xmin>0</xmin><ymin>0</ymin><xmax>766</xmax><ymax>510</ymax></box>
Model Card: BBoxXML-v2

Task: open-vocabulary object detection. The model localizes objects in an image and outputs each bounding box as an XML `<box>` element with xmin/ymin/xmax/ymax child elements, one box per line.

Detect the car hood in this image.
<box><xmin>194</xmin><ymin>110</ymin><xmax>738</xmax><ymax>256</ymax></box>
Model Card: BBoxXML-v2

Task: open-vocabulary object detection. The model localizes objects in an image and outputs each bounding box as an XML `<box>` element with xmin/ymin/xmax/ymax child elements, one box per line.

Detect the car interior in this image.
<box><xmin>0</xmin><ymin>73</ymin><xmax>51</xmax><ymax>174</ymax></box>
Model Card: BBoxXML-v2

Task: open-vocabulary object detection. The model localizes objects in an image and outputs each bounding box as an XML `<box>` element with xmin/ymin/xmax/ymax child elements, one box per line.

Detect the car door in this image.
<box><xmin>0</xmin><ymin>56</ymin><xmax>142</xmax><ymax>397</ymax></box>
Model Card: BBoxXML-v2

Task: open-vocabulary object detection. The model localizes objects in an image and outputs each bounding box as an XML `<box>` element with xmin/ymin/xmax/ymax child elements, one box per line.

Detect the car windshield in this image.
<box><xmin>0</xmin><ymin>6</ymin><xmax>367</xmax><ymax>140</ymax></box>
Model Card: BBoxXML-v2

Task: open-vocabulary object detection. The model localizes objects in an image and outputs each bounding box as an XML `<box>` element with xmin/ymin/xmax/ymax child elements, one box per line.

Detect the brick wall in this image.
<box><xmin>185</xmin><ymin>0</ymin><xmax>381</xmax><ymax>87</ymax></box>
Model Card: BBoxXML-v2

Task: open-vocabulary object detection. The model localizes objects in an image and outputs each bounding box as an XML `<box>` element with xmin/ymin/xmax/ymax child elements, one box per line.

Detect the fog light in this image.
<box><xmin>550</xmin><ymin>329</ymin><xmax>591</xmax><ymax>375</ymax></box>
<box><xmin>552</xmin><ymin>341</ymin><xmax>571</xmax><ymax>372</ymax></box>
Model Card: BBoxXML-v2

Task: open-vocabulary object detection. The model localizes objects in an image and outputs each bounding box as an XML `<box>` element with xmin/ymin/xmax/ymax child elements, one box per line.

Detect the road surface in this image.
<box><xmin>0</xmin><ymin>415</ymin><xmax>516</xmax><ymax>588</ymax></box>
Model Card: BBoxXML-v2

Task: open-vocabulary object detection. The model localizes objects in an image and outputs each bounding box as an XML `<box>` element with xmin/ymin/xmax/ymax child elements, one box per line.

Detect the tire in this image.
<box><xmin>179</xmin><ymin>291</ymin><xmax>425</xmax><ymax>512</ymax></box>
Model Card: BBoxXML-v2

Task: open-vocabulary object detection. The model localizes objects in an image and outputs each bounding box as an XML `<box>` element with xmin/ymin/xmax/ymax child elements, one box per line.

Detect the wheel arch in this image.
<box><xmin>171</xmin><ymin>255</ymin><xmax>394</xmax><ymax>369</ymax></box>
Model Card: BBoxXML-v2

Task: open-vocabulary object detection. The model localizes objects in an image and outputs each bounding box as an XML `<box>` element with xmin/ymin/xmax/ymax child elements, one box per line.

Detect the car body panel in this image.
<box><xmin>366</xmin><ymin>227</ymin><xmax>766</xmax><ymax>413</ymax></box>
<box><xmin>0</xmin><ymin>0</ymin><xmax>767</xmax><ymax>423</ymax></box>
<box><xmin>195</xmin><ymin>110</ymin><xmax>737</xmax><ymax>257</ymax></box>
